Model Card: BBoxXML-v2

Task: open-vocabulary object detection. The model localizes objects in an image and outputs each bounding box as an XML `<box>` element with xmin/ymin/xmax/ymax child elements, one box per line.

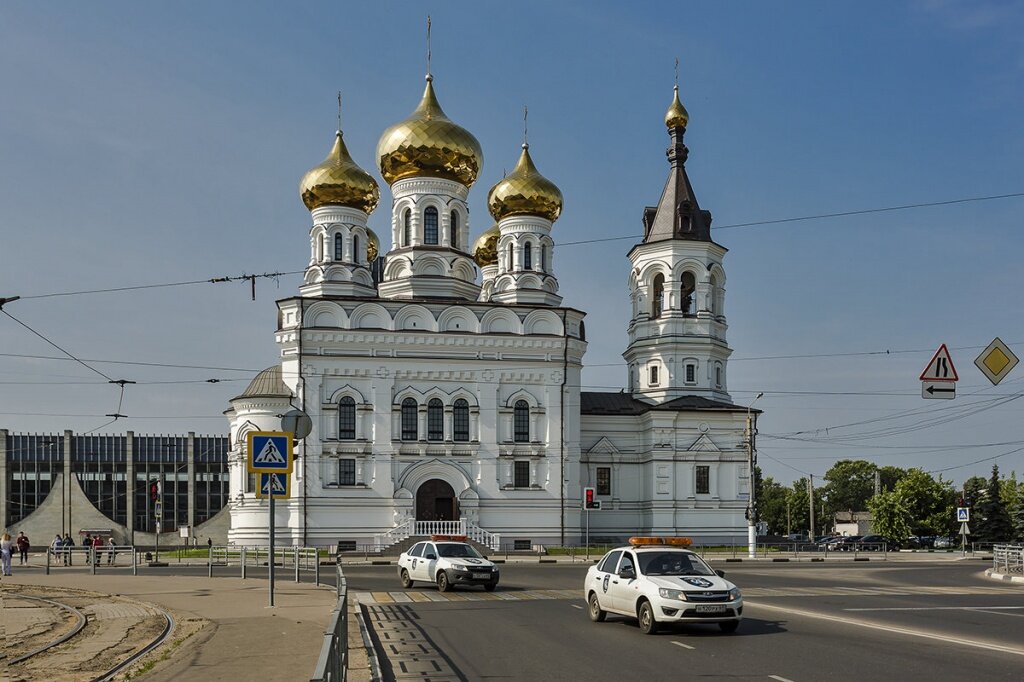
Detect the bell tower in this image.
<box><xmin>623</xmin><ymin>85</ymin><xmax>732</xmax><ymax>404</ymax></box>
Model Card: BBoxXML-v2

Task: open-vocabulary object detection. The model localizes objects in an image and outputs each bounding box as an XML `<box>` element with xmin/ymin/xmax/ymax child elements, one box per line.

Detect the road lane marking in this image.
<box><xmin>769</xmin><ymin>675</ymin><xmax>795</xmax><ymax>682</ymax></box>
<box><xmin>746</xmin><ymin>601</ymin><xmax>1024</xmax><ymax>657</ymax></box>
<box><xmin>968</xmin><ymin>608</ymin><xmax>1024</xmax><ymax>619</ymax></box>
<box><xmin>671</xmin><ymin>641</ymin><xmax>695</xmax><ymax>650</ymax></box>
<box><xmin>571</xmin><ymin>604</ymin><xmax>583</xmax><ymax>610</ymax></box>
<box><xmin>844</xmin><ymin>606</ymin><xmax>1024</xmax><ymax>612</ymax></box>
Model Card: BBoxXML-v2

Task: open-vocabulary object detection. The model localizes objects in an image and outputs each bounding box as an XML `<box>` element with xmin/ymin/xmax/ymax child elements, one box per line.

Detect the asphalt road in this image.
<box><xmin>344</xmin><ymin>560</ymin><xmax>1024</xmax><ymax>681</ymax></box>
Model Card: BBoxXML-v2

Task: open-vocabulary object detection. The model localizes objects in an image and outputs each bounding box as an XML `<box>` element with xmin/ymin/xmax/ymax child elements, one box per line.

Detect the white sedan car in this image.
<box><xmin>584</xmin><ymin>541</ymin><xmax>742</xmax><ymax>634</ymax></box>
<box><xmin>398</xmin><ymin>538</ymin><xmax>499</xmax><ymax>592</ymax></box>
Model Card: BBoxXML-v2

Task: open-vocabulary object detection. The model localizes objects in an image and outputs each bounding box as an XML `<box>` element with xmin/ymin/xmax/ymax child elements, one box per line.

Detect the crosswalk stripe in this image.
<box><xmin>389</xmin><ymin>592</ymin><xmax>413</xmax><ymax>602</ymax></box>
<box><xmin>370</xmin><ymin>591</ymin><xmax>394</xmax><ymax>604</ymax></box>
<box><xmin>407</xmin><ymin>591</ymin><xmax>433</xmax><ymax>602</ymax></box>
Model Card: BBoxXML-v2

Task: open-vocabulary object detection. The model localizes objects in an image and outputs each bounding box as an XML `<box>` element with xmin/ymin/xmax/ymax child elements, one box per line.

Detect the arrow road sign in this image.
<box><xmin>956</xmin><ymin>507</ymin><xmax>970</xmax><ymax>522</ymax></box>
<box><xmin>922</xmin><ymin>382</ymin><xmax>956</xmax><ymax>400</ymax></box>
<box><xmin>247</xmin><ymin>431</ymin><xmax>294</xmax><ymax>474</ymax></box>
<box><xmin>920</xmin><ymin>344</ymin><xmax>959</xmax><ymax>382</ymax></box>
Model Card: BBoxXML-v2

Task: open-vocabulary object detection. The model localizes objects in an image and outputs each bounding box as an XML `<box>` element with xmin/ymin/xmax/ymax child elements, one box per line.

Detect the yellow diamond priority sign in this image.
<box><xmin>974</xmin><ymin>337</ymin><xmax>1019</xmax><ymax>386</ymax></box>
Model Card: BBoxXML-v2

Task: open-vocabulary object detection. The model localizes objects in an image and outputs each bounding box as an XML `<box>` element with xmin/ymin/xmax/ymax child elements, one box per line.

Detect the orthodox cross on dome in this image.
<box><xmin>337</xmin><ymin>91</ymin><xmax>342</xmax><ymax>132</ymax></box>
<box><xmin>426</xmin><ymin>15</ymin><xmax>432</xmax><ymax>80</ymax></box>
<box><xmin>523</xmin><ymin>105</ymin><xmax>529</xmax><ymax>148</ymax></box>
<box><xmin>674</xmin><ymin>57</ymin><xmax>679</xmax><ymax>87</ymax></box>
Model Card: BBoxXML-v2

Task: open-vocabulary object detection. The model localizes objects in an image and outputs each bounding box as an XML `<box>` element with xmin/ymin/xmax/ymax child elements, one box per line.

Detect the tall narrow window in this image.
<box><xmin>338</xmin><ymin>459</ymin><xmax>356</xmax><ymax>485</ymax></box>
<box><xmin>450</xmin><ymin>211</ymin><xmax>459</xmax><ymax>249</ymax></box>
<box><xmin>338</xmin><ymin>397</ymin><xmax>356</xmax><ymax>440</ymax></box>
<box><xmin>334</xmin><ymin>233</ymin><xmax>343</xmax><ymax>261</ymax></box>
<box><xmin>514</xmin><ymin>460</ymin><xmax>530</xmax><ymax>488</ymax></box>
<box><xmin>507</xmin><ymin>243</ymin><xmax>513</xmax><ymax>271</ymax></box>
<box><xmin>513</xmin><ymin>400</ymin><xmax>530</xmax><ymax>442</ymax></box>
<box><xmin>651</xmin><ymin>274</ymin><xmax>665</xmax><ymax>318</ymax></box>
<box><xmin>696</xmin><ymin>465</ymin><xmax>710</xmax><ymax>494</ymax></box>
<box><xmin>681</xmin><ymin>271</ymin><xmax>696</xmax><ymax>316</ymax></box>
<box><xmin>523</xmin><ymin>242</ymin><xmax>532</xmax><ymax>270</ymax></box>
<box><xmin>596</xmin><ymin>467</ymin><xmax>611</xmax><ymax>496</ymax></box>
<box><xmin>650</xmin><ymin>365</ymin><xmax>659</xmax><ymax>386</ymax></box>
<box><xmin>352</xmin><ymin>235</ymin><xmax>360</xmax><ymax>263</ymax></box>
<box><xmin>403</xmin><ymin>209</ymin><xmax>411</xmax><ymax>247</ymax></box>
<box><xmin>427</xmin><ymin>398</ymin><xmax>444</xmax><ymax>441</ymax></box>
<box><xmin>453</xmin><ymin>399</ymin><xmax>470</xmax><ymax>442</ymax></box>
<box><xmin>424</xmin><ymin>207</ymin><xmax>439</xmax><ymax>244</ymax></box>
<box><xmin>709</xmin><ymin>274</ymin><xmax>719</xmax><ymax>315</ymax></box>
<box><xmin>401</xmin><ymin>398</ymin><xmax>418</xmax><ymax>441</ymax></box>
<box><xmin>715</xmin><ymin>364</ymin><xmax>723</xmax><ymax>388</ymax></box>
<box><xmin>685</xmin><ymin>363</ymin><xmax>696</xmax><ymax>384</ymax></box>
<box><xmin>540</xmin><ymin>244</ymin><xmax>547</xmax><ymax>272</ymax></box>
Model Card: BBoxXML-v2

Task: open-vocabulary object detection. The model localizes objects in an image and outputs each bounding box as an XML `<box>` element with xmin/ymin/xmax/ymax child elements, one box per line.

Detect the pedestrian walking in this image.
<box><xmin>1</xmin><ymin>533</ymin><xmax>13</xmax><ymax>576</ymax></box>
<box><xmin>84</xmin><ymin>534</ymin><xmax>93</xmax><ymax>564</ymax></box>
<box><xmin>17</xmin><ymin>532</ymin><xmax>30</xmax><ymax>565</ymax></box>
<box><xmin>51</xmin><ymin>534</ymin><xmax>63</xmax><ymax>563</ymax></box>
<box><xmin>107</xmin><ymin>537</ymin><xmax>117</xmax><ymax>565</ymax></box>
<box><xmin>62</xmin><ymin>533</ymin><xmax>75</xmax><ymax>566</ymax></box>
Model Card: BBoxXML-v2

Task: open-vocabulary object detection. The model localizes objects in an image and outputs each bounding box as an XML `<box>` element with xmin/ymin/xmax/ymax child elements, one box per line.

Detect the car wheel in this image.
<box><xmin>719</xmin><ymin>619</ymin><xmax>740</xmax><ymax>634</ymax></box>
<box><xmin>638</xmin><ymin>600</ymin><xmax>658</xmax><ymax>635</ymax></box>
<box><xmin>437</xmin><ymin>571</ymin><xmax>451</xmax><ymax>593</ymax></box>
<box><xmin>400</xmin><ymin>568</ymin><xmax>414</xmax><ymax>589</ymax></box>
<box><xmin>588</xmin><ymin>592</ymin><xmax>607</xmax><ymax>622</ymax></box>
<box><xmin>484</xmin><ymin>580</ymin><xmax>498</xmax><ymax>592</ymax></box>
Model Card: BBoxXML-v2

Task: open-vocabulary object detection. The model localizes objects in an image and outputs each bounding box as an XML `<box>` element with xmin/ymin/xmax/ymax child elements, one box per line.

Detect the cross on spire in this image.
<box><xmin>523</xmin><ymin>105</ymin><xmax>529</xmax><ymax>148</ymax></box>
<box><xmin>337</xmin><ymin>91</ymin><xmax>342</xmax><ymax>132</ymax></box>
<box><xmin>674</xmin><ymin>57</ymin><xmax>679</xmax><ymax>88</ymax></box>
<box><xmin>426</xmin><ymin>15</ymin><xmax>432</xmax><ymax>80</ymax></box>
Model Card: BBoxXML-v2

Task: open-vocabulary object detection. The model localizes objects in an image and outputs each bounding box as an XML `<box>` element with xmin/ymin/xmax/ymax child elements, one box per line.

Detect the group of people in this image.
<box><xmin>0</xmin><ymin>531</ymin><xmax>31</xmax><ymax>576</ymax></box>
<box><xmin>49</xmin><ymin>533</ymin><xmax>118</xmax><ymax>566</ymax></box>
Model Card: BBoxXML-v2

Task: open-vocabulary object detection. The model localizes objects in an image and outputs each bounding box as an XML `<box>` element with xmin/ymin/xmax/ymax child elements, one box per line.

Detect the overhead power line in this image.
<box><xmin>16</xmin><ymin>270</ymin><xmax>301</xmax><ymax>302</ymax></box>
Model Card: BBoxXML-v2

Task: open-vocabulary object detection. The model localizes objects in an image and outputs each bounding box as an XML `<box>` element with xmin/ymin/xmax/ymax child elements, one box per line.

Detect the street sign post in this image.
<box><xmin>256</xmin><ymin>472</ymin><xmax>291</xmax><ymax>499</ymax></box>
<box><xmin>246</xmin><ymin>431</ymin><xmax>294</xmax><ymax>607</ymax></box>
<box><xmin>956</xmin><ymin>507</ymin><xmax>970</xmax><ymax>523</ymax></box>
<box><xmin>921</xmin><ymin>344</ymin><xmax>958</xmax><ymax>400</ymax></box>
<box><xmin>922</xmin><ymin>382</ymin><xmax>956</xmax><ymax>400</ymax></box>
<box><xmin>974</xmin><ymin>338</ymin><xmax>1019</xmax><ymax>386</ymax></box>
<box><xmin>959</xmin><ymin>520</ymin><xmax>971</xmax><ymax>556</ymax></box>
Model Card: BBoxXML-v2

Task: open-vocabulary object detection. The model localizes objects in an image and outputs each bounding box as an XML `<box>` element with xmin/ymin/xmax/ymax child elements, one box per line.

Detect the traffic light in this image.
<box><xmin>150</xmin><ymin>480</ymin><xmax>160</xmax><ymax>502</ymax></box>
<box><xmin>584</xmin><ymin>487</ymin><xmax>601</xmax><ymax>510</ymax></box>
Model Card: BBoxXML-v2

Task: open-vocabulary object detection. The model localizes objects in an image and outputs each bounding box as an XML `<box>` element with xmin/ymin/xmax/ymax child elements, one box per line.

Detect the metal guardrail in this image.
<box><xmin>310</xmin><ymin>562</ymin><xmax>347</xmax><ymax>682</ymax></box>
<box><xmin>993</xmin><ymin>544</ymin><xmax>1024</xmax><ymax>574</ymax></box>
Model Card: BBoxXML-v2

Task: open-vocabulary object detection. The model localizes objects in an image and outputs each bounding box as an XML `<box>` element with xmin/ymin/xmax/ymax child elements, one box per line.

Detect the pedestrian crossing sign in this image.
<box><xmin>247</xmin><ymin>431</ymin><xmax>293</xmax><ymax>474</ymax></box>
<box><xmin>255</xmin><ymin>472</ymin><xmax>290</xmax><ymax>499</ymax></box>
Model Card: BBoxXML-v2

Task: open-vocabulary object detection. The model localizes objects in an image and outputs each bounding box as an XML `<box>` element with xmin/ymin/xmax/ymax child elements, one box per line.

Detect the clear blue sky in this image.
<box><xmin>2</xmin><ymin>1</ymin><xmax>1023</xmax><ymax>486</ymax></box>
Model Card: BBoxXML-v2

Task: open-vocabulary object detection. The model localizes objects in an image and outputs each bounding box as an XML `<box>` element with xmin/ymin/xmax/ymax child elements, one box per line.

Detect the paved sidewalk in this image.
<box><xmin>7</xmin><ymin>570</ymin><xmax>339</xmax><ymax>681</ymax></box>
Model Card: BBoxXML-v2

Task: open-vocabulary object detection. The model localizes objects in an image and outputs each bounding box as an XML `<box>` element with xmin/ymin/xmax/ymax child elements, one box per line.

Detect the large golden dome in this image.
<box><xmin>487</xmin><ymin>144</ymin><xmax>563</xmax><ymax>223</ymax></box>
<box><xmin>472</xmin><ymin>224</ymin><xmax>500</xmax><ymax>267</ymax></box>
<box><xmin>300</xmin><ymin>131</ymin><xmax>380</xmax><ymax>213</ymax></box>
<box><xmin>665</xmin><ymin>85</ymin><xmax>689</xmax><ymax>130</ymax></box>
<box><xmin>376</xmin><ymin>77</ymin><xmax>483</xmax><ymax>187</ymax></box>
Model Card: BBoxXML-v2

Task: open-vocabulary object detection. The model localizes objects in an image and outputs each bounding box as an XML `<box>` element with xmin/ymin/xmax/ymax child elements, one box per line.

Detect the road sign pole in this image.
<box><xmin>585</xmin><ymin>507</ymin><xmax>590</xmax><ymax>561</ymax></box>
<box><xmin>269</xmin><ymin>493</ymin><xmax>275</xmax><ymax>607</ymax></box>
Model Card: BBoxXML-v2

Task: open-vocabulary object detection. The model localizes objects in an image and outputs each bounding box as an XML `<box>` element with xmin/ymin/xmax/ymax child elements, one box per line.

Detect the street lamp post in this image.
<box><xmin>747</xmin><ymin>392</ymin><xmax>763</xmax><ymax>559</ymax></box>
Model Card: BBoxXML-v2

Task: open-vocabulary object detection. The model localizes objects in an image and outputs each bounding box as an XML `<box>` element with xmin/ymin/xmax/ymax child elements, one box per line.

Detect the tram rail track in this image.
<box><xmin>7</xmin><ymin>594</ymin><xmax>89</xmax><ymax>665</ymax></box>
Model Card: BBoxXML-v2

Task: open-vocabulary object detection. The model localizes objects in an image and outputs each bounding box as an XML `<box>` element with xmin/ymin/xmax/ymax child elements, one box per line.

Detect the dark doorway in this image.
<box><xmin>416</xmin><ymin>479</ymin><xmax>459</xmax><ymax>521</ymax></box>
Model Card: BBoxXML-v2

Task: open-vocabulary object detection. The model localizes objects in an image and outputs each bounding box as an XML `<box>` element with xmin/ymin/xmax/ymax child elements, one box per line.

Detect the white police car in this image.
<box><xmin>584</xmin><ymin>538</ymin><xmax>742</xmax><ymax>634</ymax></box>
<box><xmin>398</xmin><ymin>535</ymin><xmax>499</xmax><ymax>592</ymax></box>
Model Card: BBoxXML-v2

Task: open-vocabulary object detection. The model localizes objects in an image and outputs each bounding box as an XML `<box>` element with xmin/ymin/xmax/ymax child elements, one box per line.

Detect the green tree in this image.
<box><xmin>974</xmin><ymin>465</ymin><xmax>1013</xmax><ymax>543</ymax></box>
<box><xmin>823</xmin><ymin>460</ymin><xmax>878</xmax><ymax>518</ymax></box>
<box><xmin>788</xmin><ymin>477</ymin><xmax>826</xmax><ymax>537</ymax></box>
<box><xmin>878</xmin><ymin>465</ymin><xmax>908</xmax><ymax>492</ymax></box>
<box><xmin>893</xmin><ymin>468</ymin><xmax>956</xmax><ymax>536</ymax></box>
<box><xmin>755</xmin><ymin>471</ymin><xmax>791</xmax><ymax>536</ymax></box>
<box><xmin>868</xmin><ymin>491</ymin><xmax>912</xmax><ymax>542</ymax></box>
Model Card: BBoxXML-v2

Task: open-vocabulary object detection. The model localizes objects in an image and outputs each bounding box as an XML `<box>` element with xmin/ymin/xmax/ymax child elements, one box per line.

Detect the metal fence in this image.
<box><xmin>45</xmin><ymin>545</ymin><xmax>139</xmax><ymax>575</ymax></box>
<box><xmin>993</xmin><ymin>544</ymin><xmax>1023</xmax><ymax>575</ymax></box>
<box><xmin>310</xmin><ymin>562</ymin><xmax>348</xmax><ymax>682</ymax></box>
<box><xmin>207</xmin><ymin>545</ymin><xmax>322</xmax><ymax>583</ymax></box>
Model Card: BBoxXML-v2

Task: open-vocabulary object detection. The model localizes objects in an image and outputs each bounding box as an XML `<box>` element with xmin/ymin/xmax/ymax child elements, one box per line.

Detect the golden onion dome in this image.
<box><xmin>665</xmin><ymin>85</ymin><xmax>689</xmax><ymax>130</ymax></box>
<box><xmin>472</xmin><ymin>224</ymin><xmax>500</xmax><ymax>267</ymax></box>
<box><xmin>487</xmin><ymin>144</ymin><xmax>563</xmax><ymax>223</ymax></box>
<box><xmin>366</xmin><ymin>228</ymin><xmax>380</xmax><ymax>262</ymax></box>
<box><xmin>376</xmin><ymin>77</ymin><xmax>483</xmax><ymax>187</ymax></box>
<box><xmin>300</xmin><ymin>131</ymin><xmax>380</xmax><ymax>213</ymax></box>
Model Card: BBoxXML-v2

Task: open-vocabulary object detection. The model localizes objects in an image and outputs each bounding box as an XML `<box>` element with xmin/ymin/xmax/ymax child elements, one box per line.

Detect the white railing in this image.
<box><xmin>465</xmin><ymin>522</ymin><xmax>501</xmax><ymax>552</ymax></box>
<box><xmin>414</xmin><ymin>519</ymin><xmax>466</xmax><ymax>537</ymax></box>
<box><xmin>374</xmin><ymin>518</ymin><xmax>414</xmax><ymax>549</ymax></box>
<box><xmin>993</xmin><ymin>544</ymin><xmax>1024</xmax><ymax>575</ymax></box>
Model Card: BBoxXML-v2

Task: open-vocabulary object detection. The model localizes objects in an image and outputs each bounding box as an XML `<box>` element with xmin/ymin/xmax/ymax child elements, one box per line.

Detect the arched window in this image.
<box><xmin>339</xmin><ymin>397</ymin><xmax>356</xmax><ymax>440</ymax></box>
<box><xmin>709</xmin><ymin>274</ymin><xmax>719</xmax><ymax>315</ymax></box>
<box><xmin>403</xmin><ymin>209</ymin><xmax>412</xmax><ymax>247</ymax></box>
<box><xmin>651</xmin><ymin>274</ymin><xmax>665</xmax><ymax>319</ymax></box>
<box><xmin>540</xmin><ymin>244</ymin><xmax>547</xmax><ymax>272</ymax></box>
<box><xmin>450</xmin><ymin>211</ymin><xmax>459</xmax><ymax>249</ymax></box>
<box><xmin>524</xmin><ymin>242</ymin><xmax>532</xmax><ymax>270</ymax></box>
<box><xmin>650</xmin><ymin>365</ymin><xmax>660</xmax><ymax>386</ymax></box>
<box><xmin>513</xmin><ymin>400</ymin><xmax>530</xmax><ymax>443</ymax></box>
<box><xmin>715</xmin><ymin>363</ymin><xmax>723</xmax><ymax>388</ymax></box>
<box><xmin>352</xmin><ymin>235</ymin><xmax>360</xmax><ymax>263</ymax></box>
<box><xmin>334</xmin><ymin>233</ymin><xmax>343</xmax><ymax>261</ymax></box>
<box><xmin>685</xmin><ymin>363</ymin><xmax>697</xmax><ymax>384</ymax></box>
<box><xmin>401</xmin><ymin>398</ymin><xmax>418</xmax><ymax>441</ymax></box>
<box><xmin>453</xmin><ymin>399</ymin><xmax>469</xmax><ymax>442</ymax></box>
<box><xmin>681</xmin><ymin>271</ymin><xmax>696</xmax><ymax>316</ymax></box>
<box><xmin>424</xmin><ymin>207</ymin><xmax>439</xmax><ymax>244</ymax></box>
<box><xmin>427</xmin><ymin>399</ymin><xmax>444</xmax><ymax>441</ymax></box>
<box><xmin>507</xmin><ymin>243</ymin><xmax>514</xmax><ymax>271</ymax></box>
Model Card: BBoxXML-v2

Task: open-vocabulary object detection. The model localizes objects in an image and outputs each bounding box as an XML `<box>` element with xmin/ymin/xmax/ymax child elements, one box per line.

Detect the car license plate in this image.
<box><xmin>694</xmin><ymin>604</ymin><xmax>726</xmax><ymax>613</ymax></box>
<box><xmin>472</xmin><ymin>572</ymin><xmax>489</xmax><ymax>579</ymax></box>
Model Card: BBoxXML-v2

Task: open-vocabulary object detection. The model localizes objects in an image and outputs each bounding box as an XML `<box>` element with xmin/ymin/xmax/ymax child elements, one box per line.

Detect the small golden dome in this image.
<box><xmin>665</xmin><ymin>85</ymin><xmax>689</xmax><ymax>130</ymax></box>
<box><xmin>472</xmin><ymin>224</ymin><xmax>500</xmax><ymax>267</ymax></box>
<box><xmin>377</xmin><ymin>78</ymin><xmax>483</xmax><ymax>187</ymax></box>
<box><xmin>366</xmin><ymin>228</ymin><xmax>380</xmax><ymax>262</ymax></box>
<box><xmin>487</xmin><ymin>144</ymin><xmax>563</xmax><ymax>223</ymax></box>
<box><xmin>300</xmin><ymin>131</ymin><xmax>380</xmax><ymax>213</ymax></box>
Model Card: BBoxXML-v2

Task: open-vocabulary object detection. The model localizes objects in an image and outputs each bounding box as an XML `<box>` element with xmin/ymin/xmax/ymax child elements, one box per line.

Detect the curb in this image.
<box><xmin>985</xmin><ymin>568</ymin><xmax>1024</xmax><ymax>584</ymax></box>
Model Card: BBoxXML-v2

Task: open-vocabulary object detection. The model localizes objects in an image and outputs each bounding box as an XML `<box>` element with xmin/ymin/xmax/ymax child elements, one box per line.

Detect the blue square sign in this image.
<box><xmin>255</xmin><ymin>472</ymin><xmax>290</xmax><ymax>499</ymax></box>
<box><xmin>247</xmin><ymin>431</ymin><xmax>293</xmax><ymax>474</ymax></box>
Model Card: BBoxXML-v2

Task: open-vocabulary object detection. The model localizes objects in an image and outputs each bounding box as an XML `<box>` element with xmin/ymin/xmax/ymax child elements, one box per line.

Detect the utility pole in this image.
<box><xmin>874</xmin><ymin>470</ymin><xmax>881</xmax><ymax>497</ymax></box>
<box><xmin>746</xmin><ymin>392</ymin><xmax>763</xmax><ymax>558</ymax></box>
<box><xmin>786</xmin><ymin>496</ymin><xmax>791</xmax><ymax>536</ymax></box>
<box><xmin>808</xmin><ymin>475</ymin><xmax>816</xmax><ymax>540</ymax></box>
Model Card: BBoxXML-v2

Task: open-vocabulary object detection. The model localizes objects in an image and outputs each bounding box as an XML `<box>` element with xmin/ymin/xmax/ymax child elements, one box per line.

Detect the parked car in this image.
<box><xmin>827</xmin><ymin>535</ymin><xmax>862</xmax><ymax>551</ymax></box>
<box><xmin>933</xmin><ymin>536</ymin><xmax>957</xmax><ymax>549</ymax></box>
<box><xmin>856</xmin><ymin>535</ymin><xmax>900</xmax><ymax>551</ymax></box>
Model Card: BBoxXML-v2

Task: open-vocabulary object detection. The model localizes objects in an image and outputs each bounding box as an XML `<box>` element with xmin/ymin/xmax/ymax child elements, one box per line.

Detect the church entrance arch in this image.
<box><xmin>416</xmin><ymin>478</ymin><xmax>459</xmax><ymax>522</ymax></box>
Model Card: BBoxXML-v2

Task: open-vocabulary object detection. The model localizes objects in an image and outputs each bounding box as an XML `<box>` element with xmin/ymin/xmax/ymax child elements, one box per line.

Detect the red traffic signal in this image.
<box><xmin>150</xmin><ymin>480</ymin><xmax>160</xmax><ymax>502</ymax></box>
<box><xmin>584</xmin><ymin>487</ymin><xmax>600</xmax><ymax>509</ymax></box>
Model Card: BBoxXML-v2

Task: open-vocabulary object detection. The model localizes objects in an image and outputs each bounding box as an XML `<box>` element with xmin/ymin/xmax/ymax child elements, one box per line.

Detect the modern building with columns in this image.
<box><xmin>225</xmin><ymin>74</ymin><xmax>758</xmax><ymax>550</ymax></box>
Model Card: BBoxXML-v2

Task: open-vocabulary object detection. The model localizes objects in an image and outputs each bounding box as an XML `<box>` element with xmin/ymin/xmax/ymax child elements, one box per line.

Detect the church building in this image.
<box><xmin>225</xmin><ymin>72</ymin><xmax>756</xmax><ymax>550</ymax></box>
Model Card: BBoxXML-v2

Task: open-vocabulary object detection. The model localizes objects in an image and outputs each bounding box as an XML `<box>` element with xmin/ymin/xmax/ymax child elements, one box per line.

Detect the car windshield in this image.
<box><xmin>638</xmin><ymin>551</ymin><xmax>714</xmax><ymax>576</ymax></box>
<box><xmin>437</xmin><ymin>543</ymin><xmax>483</xmax><ymax>559</ymax></box>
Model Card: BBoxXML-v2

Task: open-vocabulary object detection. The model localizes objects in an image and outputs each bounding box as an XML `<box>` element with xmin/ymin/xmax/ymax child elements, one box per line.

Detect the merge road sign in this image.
<box><xmin>974</xmin><ymin>338</ymin><xmax>1019</xmax><ymax>386</ymax></box>
<box><xmin>247</xmin><ymin>431</ymin><xmax>293</xmax><ymax>474</ymax></box>
<box><xmin>920</xmin><ymin>344</ymin><xmax>958</xmax><ymax>382</ymax></box>
<box><xmin>255</xmin><ymin>472</ymin><xmax>290</xmax><ymax>499</ymax></box>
